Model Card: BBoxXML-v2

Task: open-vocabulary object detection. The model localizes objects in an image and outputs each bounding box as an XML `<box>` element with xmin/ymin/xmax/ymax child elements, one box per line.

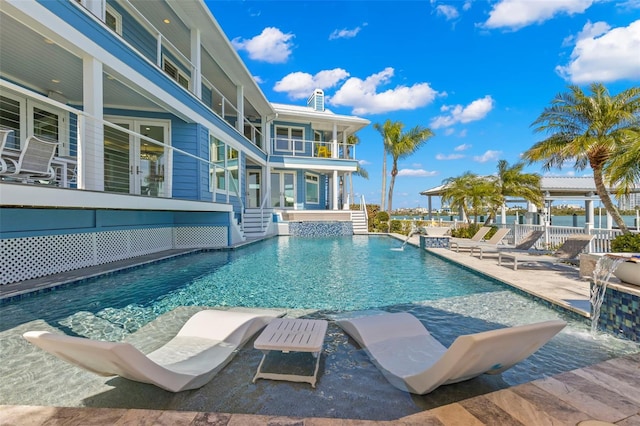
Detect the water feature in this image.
<box><xmin>590</xmin><ymin>255</ymin><xmax>625</xmax><ymax>334</ymax></box>
<box><xmin>391</xmin><ymin>230</ymin><xmax>415</xmax><ymax>251</ymax></box>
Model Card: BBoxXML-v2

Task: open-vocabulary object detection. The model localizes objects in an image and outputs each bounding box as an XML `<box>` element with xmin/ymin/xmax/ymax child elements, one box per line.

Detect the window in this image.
<box><xmin>163</xmin><ymin>58</ymin><xmax>190</xmax><ymax>90</ymax></box>
<box><xmin>305</xmin><ymin>173</ymin><xmax>319</xmax><ymax>204</ymax></box>
<box><xmin>210</xmin><ymin>136</ymin><xmax>225</xmax><ymax>191</ymax></box>
<box><xmin>274</xmin><ymin>126</ymin><xmax>304</xmax><ymax>153</ymax></box>
<box><xmin>227</xmin><ymin>147</ymin><xmax>239</xmax><ymax>194</ymax></box>
<box><xmin>105</xmin><ymin>5</ymin><xmax>122</xmax><ymax>35</ymax></box>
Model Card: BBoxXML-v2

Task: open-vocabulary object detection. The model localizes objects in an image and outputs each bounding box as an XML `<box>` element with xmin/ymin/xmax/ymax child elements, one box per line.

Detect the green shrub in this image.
<box><xmin>389</xmin><ymin>220</ymin><xmax>403</xmax><ymax>233</ymax></box>
<box><xmin>376</xmin><ymin>211</ymin><xmax>390</xmax><ymax>222</ymax></box>
<box><xmin>611</xmin><ymin>233</ymin><xmax>640</xmax><ymax>253</ymax></box>
<box><xmin>450</xmin><ymin>223</ymin><xmax>482</xmax><ymax>239</ymax></box>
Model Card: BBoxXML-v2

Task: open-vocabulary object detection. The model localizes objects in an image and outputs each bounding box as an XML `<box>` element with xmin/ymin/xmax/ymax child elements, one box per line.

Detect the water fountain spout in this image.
<box><xmin>590</xmin><ymin>255</ymin><xmax>625</xmax><ymax>334</ymax></box>
<box><xmin>391</xmin><ymin>229</ymin><xmax>416</xmax><ymax>251</ymax></box>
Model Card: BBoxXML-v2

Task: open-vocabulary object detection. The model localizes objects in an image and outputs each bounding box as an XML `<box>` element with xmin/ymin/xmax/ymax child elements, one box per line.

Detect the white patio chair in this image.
<box><xmin>0</xmin><ymin>129</ymin><xmax>14</xmax><ymax>174</ymax></box>
<box><xmin>4</xmin><ymin>135</ymin><xmax>58</xmax><ymax>182</ymax></box>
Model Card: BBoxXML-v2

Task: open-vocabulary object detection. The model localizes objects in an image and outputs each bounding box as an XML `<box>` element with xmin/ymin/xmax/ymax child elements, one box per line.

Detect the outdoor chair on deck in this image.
<box><xmin>3</xmin><ymin>135</ymin><xmax>58</xmax><ymax>182</ymax></box>
<box><xmin>449</xmin><ymin>226</ymin><xmax>491</xmax><ymax>252</ymax></box>
<box><xmin>451</xmin><ymin>227</ymin><xmax>511</xmax><ymax>253</ymax></box>
<box><xmin>0</xmin><ymin>129</ymin><xmax>13</xmax><ymax>174</ymax></box>
<box><xmin>337</xmin><ymin>312</ymin><xmax>566</xmax><ymax>395</ymax></box>
<box><xmin>498</xmin><ymin>233</ymin><xmax>595</xmax><ymax>270</ymax></box>
<box><xmin>471</xmin><ymin>229</ymin><xmax>544</xmax><ymax>259</ymax></box>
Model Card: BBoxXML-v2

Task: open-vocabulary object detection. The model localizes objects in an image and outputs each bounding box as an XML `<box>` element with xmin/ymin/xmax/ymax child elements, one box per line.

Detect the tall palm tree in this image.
<box><xmin>604</xmin><ymin>128</ymin><xmax>640</xmax><ymax>200</ymax></box>
<box><xmin>386</xmin><ymin>124</ymin><xmax>434</xmax><ymax>212</ymax></box>
<box><xmin>524</xmin><ymin>83</ymin><xmax>640</xmax><ymax>234</ymax></box>
<box><xmin>373</xmin><ymin>120</ymin><xmax>400</xmax><ymax>212</ymax></box>
<box><xmin>484</xmin><ymin>160</ymin><xmax>543</xmax><ymax>224</ymax></box>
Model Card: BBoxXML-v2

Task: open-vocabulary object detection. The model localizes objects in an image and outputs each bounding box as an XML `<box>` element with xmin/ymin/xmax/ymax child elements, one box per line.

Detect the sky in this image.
<box><xmin>205</xmin><ymin>0</ymin><xmax>640</xmax><ymax>210</ymax></box>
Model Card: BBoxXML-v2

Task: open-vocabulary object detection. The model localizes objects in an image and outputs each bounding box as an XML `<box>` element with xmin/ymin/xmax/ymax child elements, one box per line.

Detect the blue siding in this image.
<box><xmin>106</xmin><ymin>0</ymin><xmax>156</xmax><ymax>62</ymax></box>
<box><xmin>0</xmin><ymin>208</ymin><xmax>229</xmax><ymax>239</ymax></box>
<box><xmin>171</xmin><ymin>121</ymin><xmax>199</xmax><ymax>200</ymax></box>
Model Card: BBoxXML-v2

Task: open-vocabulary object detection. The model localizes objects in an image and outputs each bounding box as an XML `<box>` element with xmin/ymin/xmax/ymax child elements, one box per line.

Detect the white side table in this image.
<box><xmin>253</xmin><ymin>318</ymin><xmax>328</xmax><ymax>387</ymax></box>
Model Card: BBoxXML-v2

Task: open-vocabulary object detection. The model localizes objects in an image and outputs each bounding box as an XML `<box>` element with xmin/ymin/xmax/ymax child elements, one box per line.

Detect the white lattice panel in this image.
<box><xmin>1</xmin><ymin>234</ymin><xmax>94</xmax><ymax>285</ymax></box>
<box><xmin>95</xmin><ymin>230</ymin><xmax>131</xmax><ymax>264</ymax></box>
<box><xmin>175</xmin><ymin>226</ymin><xmax>227</xmax><ymax>248</ymax></box>
<box><xmin>130</xmin><ymin>228</ymin><xmax>173</xmax><ymax>256</ymax></box>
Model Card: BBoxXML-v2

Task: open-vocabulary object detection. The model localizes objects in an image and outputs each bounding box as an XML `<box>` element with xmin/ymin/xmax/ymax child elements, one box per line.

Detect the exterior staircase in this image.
<box><xmin>243</xmin><ymin>208</ymin><xmax>273</xmax><ymax>238</ymax></box>
<box><xmin>351</xmin><ymin>210</ymin><xmax>368</xmax><ymax>234</ymax></box>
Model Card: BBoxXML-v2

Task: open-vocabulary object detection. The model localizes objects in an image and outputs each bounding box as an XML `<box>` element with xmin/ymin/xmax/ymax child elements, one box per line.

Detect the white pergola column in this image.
<box><xmin>80</xmin><ymin>56</ymin><xmax>104</xmax><ymax>191</ymax></box>
<box><xmin>428</xmin><ymin>196</ymin><xmax>433</xmax><ymax>220</ymax></box>
<box><xmin>606</xmin><ymin>210</ymin><xmax>613</xmax><ymax>230</ymax></box>
<box><xmin>585</xmin><ymin>196</ymin><xmax>595</xmax><ymax>227</ymax></box>
<box><xmin>190</xmin><ymin>28</ymin><xmax>201</xmax><ymax>98</ymax></box>
<box><xmin>236</xmin><ymin>85</ymin><xmax>244</xmax><ymax>133</ymax></box>
<box><xmin>500</xmin><ymin>204</ymin><xmax>507</xmax><ymax>225</ymax></box>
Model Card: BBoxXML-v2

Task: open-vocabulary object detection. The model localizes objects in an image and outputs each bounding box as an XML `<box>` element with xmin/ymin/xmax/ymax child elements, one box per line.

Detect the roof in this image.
<box><xmin>271</xmin><ymin>103</ymin><xmax>370</xmax><ymax>134</ymax></box>
<box><xmin>420</xmin><ymin>176</ymin><xmax>640</xmax><ymax>199</ymax></box>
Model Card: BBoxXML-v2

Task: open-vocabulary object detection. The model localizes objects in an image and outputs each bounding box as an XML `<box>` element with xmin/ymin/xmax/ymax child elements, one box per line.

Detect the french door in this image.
<box><xmin>104</xmin><ymin>118</ymin><xmax>169</xmax><ymax>196</ymax></box>
<box><xmin>246</xmin><ymin>169</ymin><xmax>261</xmax><ymax>208</ymax></box>
<box><xmin>270</xmin><ymin>171</ymin><xmax>295</xmax><ymax>208</ymax></box>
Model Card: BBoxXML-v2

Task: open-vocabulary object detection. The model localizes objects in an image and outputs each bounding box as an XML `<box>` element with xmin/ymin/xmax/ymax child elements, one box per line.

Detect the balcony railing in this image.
<box><xmin>270</xmin><ymin>138</ymin><xmax>356</xmax><ymax>160</ymax></box>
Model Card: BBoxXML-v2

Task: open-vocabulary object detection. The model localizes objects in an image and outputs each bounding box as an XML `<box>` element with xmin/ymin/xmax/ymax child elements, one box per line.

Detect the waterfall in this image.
<box><xmin>590</xmin><ymin>256</ymin><xmax>625</xmax><ymax>334</ymax></box>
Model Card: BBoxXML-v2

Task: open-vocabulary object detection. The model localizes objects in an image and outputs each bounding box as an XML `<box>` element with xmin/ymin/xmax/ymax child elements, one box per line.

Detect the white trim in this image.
<box><xmin>105</xmin><ymin>3</ymin><xmax>122</xmax><ymax>35</ymax></box>
<box><xmin>305</xmin><ymin>172</ymin><xmax>319</xmax><ymax>205</ymax></box>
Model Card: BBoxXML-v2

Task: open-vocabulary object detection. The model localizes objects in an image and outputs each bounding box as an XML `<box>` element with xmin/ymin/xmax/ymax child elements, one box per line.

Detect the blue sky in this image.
<box><xmin>206</xmin><ymin>0</ymin><xmax>640</xmax><ymax>209</ymax></box>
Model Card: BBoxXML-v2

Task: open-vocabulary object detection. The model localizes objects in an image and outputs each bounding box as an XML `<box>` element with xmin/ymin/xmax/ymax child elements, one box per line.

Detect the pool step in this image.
<box><xmin>351</xmin><ymin>210</ymin><xmax>368</xmax><ymax>234</ymax></box>
<box><xmin>243</xmin><ymin>208</ymin><xmax>274</xmax><ymax>238</ymax></box>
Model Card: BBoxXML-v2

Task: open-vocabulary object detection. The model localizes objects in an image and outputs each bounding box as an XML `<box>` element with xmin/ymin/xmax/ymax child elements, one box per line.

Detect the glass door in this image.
<box><xmin>104</xmin><ymin>123</ymin><xmax>131</xmax><ymax>194</ymax></box>
<box><xmin>138</xmin><ymin>123</ymin><xmax>167</xmax><ymax>197</ymax></box>
<box><xmin>270</xmin><ymin>171</ymin><xmax>296</xmax><ymax>208</ymax></box>
<box><xmin>247</xmin><ymin>169</ymin><xmax>261</xmax><ymax>208</ymax></box>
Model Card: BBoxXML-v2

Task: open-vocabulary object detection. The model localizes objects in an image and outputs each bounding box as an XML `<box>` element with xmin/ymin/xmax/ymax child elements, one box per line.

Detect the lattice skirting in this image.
<box><xmin>1</xmin><ymin>226</ymin><xmax>227</xmax><ymax>285</ymax></box>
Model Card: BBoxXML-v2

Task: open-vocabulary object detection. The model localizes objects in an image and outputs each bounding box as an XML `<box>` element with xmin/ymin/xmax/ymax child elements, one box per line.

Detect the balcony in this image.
<box><xmin>270</xmin><ymin>138</ymin><xmax>356</xmax><ymax>160</ymax></box>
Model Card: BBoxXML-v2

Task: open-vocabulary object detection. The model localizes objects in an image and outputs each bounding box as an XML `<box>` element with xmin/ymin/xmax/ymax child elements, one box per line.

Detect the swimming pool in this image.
<box><xmin>0</xmin><ymin>235</ymin><xmax>637</xmax><ymax>420</ymax></box>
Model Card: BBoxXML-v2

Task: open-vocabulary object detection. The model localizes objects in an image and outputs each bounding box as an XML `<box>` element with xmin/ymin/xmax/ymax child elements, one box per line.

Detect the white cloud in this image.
<box><xmin>231</xmin><ymin>27</ymin><xmax>294</xmax><ymax>63</ymax></box>
<box><xmin>330</xmin><ymin>67</ymin><xmax>441</xmax><ymax>115</ymax></box>
<box><xmin>458</xmin><ymin>129</ymin><xmax>468</xmax><ymax>137</ymax></box>
<box><xmin>397</xmin><ymin>168</ymin><xmax>439</xmax><ymax>177</ymax></box>
<box><xmin>430</xmin><ymin>95</ymin><xmax>494</xmax><ymax>129</ymax></box>
<box><xmin>435</xmin><ymin>153</ymin><xmax>465</xmax><ymax>160</ymax></box>
<box><xmin>473</xmin><ymin>150</ymin><xmax>502</xmax><ymax>163</ymax></box>
<box><xmin>483</xmin><ymin>0</ymin><xmax>593</xmax><ymax>31</ymax></box>
<box><xmin>463</xmin><ymin>0</ymin><xmax>473</xmax><ymax>11</ymax></box>
<box><xmin>444</xmin><ymin>128</ymin><xmax>455</xmax><ymax>136</ymax></box>
<box><xmin>358</xmin><ymin>159</ymin><xmax>371</xmax><ymax>165</ymax></box>
<box><xmin>329</xmin><ymin>24</ymin><xmax>366</xmax><ymax>40</ymax></box>
<box><xmin>436</xmin><ymin>5</ymin><xmax>459</xmax><ymax>20</ymax></box>
<box><xmin>253</xmin><ymin>75</ymin><xmax>264</xmax><ymax>84</ymax></box>
<box><xmin>556</xmin><ymin>20</ymin><xmax>640</xmax><ymax>83</ymax></box>
<box><xmin>274</xmin><ymin>69</ymin><xmax>350</xmax><ymax>100</ymax></box>
<box><xmin>455</xmin><ymin>143</ymin><xmax>472</xmax><ymax>151</ymax></box>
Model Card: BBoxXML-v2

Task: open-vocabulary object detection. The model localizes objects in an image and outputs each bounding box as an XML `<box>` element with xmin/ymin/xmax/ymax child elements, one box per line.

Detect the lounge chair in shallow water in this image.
<box><xmin>336</xmin><ymin>312</ymin><xmax>566</xmax><ymax>395</ymax></box>
<box><xmin>23</xmin><ymin>308</ymin><xmax>285</xmax><ymax>392</ymax></box>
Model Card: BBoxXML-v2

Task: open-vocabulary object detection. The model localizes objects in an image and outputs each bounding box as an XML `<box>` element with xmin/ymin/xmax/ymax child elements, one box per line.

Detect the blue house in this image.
<box><xmin>0</xmin><ymin>0</ymin><xmax>369</xmax><ymax>285</ymax></box>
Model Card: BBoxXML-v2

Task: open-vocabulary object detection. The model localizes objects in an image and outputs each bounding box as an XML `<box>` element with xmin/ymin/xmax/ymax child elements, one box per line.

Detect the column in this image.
<box><xmin>80</xmin><ymin>56</ymin><xmax>104</xmax><ymax>191</ymax></box>
<box><xmin>585</xmin><ymin>198</ymin><xmax>594</xmax><ymax>229</ymax></box>
<box><xmin>236</xmin><ymin>85</ymin><xmax>244</xmax><ymax>133</ymax></box>
<box><xmin>190</xmin><ymin>28</ymin><xmax>201</xmax><ymax>98</ymax></box>
<box><xmin>332</xmin><ymin>123</ymin><xmax>337</xmax><ymax>159</ymax></box>
<box><xmin>428</xmin><ymin>196</ymin><xmax>433</xmax><ymax>220</ymax></box>
<box><xmin>333</xmin><ymin>170</ymin><xmax>339</xmax><ymax>210</ymax></box>
<box><xmin>606</xmin><ymin>210</ymin><xmax>613</xmax><ymax>230</ymax></box>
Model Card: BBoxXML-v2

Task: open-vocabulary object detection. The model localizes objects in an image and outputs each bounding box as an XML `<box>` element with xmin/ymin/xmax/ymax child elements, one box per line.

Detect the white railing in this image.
<box><xmin>361</xmin><ymin>194</ymin><xmax>368</xmax><ymax>223</ymax></box>
<box><xmin>270</xmin><ymin>138</ymin><xmax>356</xmax><ymax>160</ymax></box>
<box><xmin>0</xmin><ymin>79</ymin><xmax>242</xmax><ymax>204</ymax></box>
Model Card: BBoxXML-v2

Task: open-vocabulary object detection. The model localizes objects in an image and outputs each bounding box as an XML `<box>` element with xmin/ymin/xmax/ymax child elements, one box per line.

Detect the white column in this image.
<box><xmin>428</xmin><ymin>196</ymin><xmax>433</xmax><ymax>220</ymax></box>
<box><xmin>332</xmin><ymin>123</ymin><xmax>338</xmax><ymax>159</ymax></box>
<box><xmin>190</xmin><ymin>28</ymin><xmax>201</xmax><ymax>98</ymax></box>
<box><xmin>236</xmin><ymin>85</ymin><xmax>244</xmax><ymax>133</ymax></box>
<box><xmin>526</xmin><ymin>201</ymin><xmax>537</xmax><ymax>225</ymax></box>
<box><xmin>585</xmin><ymin>197</ymin><xmax>594</xmax><ymax>229</ymax></box>
<box><xmin>332</xmin><ymin>170</ymin><xmax>339</xmax><ymax>210</ymax></box>
<box><xmin>500</xmin><ymin>204</ymin><xmax>507</xmax><ymax>225</ymax></box>
<box><xmin>606</xmin><ymin>210</ymin><xmax>613</xmax><ymax>230</ymax></box>
<box><xmin>80</xmin><ymin>56</ymin><xmax>104</xmax><ymax>191</ymax></box>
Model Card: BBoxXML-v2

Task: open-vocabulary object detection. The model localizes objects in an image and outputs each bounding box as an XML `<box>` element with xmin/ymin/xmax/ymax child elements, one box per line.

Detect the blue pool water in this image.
<box><xmin>0</xmin><ymin>235</ymin><xmax>638</xmax><ymax>420</ymax></box>
<box><xmin>0</xmin><ymin>235</ymin><xmax>504</xmax><ymax>337</ymax></box>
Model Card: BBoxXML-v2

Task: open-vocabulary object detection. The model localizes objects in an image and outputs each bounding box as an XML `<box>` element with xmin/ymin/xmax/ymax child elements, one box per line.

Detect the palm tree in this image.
<box><xmin>484</xmin><ymin>160</ymin><xmax>543</xmax><ymax>224</ymax></box>
<box><xmin>604</xmin><ymin>128</ymin><xmax>640</xmax><ymax>200</ymax></box>
<box><xmin>524</xmin><ymin>83</ymin><xmax>640</xmax><ymax>234</ymax></box>
<box><xmin>373</xmin><ymin>120</ymin><xmax>401</xmax><ymax>212</ymax></box>
<box><xmin>386</xmin><ymin>124</ymin><xmax>434</xmax><ymax>212</ymax></box>
<box><xmin>441</xmin><ymin>172</ymin><xmax>478</xmax><ymax>224</ymax></box>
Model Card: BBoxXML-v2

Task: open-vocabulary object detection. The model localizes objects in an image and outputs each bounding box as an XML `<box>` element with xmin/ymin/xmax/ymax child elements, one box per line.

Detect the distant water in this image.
<box><xmin>393</xmin><ymin>214</ymin><xmax>639</xmax><ymax>229</ymax></box>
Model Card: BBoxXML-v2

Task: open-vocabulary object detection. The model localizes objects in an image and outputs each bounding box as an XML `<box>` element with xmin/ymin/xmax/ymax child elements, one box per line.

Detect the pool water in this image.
<box><xmin>0</xmin><ymin>235</ymin><xmax>503</xmax><ymax>339</ymax></box>
<box><xmin>0</xmin><ymin>235</ymin><xmax>638</xmax><ymax>420</ymax></box>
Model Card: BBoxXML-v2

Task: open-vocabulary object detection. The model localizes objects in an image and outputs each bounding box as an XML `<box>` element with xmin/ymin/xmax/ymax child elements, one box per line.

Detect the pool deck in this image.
<box><xmin>1</xmin><ymin>234</ymin><xmax>639</xmax><ymax>425</ymax></box>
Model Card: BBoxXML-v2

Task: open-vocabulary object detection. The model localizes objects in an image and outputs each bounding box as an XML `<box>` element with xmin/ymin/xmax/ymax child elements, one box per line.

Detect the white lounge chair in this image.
<box><xmin>23</xmin><ymin>308</ymin><xmax>284</xmax><ymax>392</ymax></box>
<box><xmin>449</xmin><ymin>226</ymin><xmax>491</xmax><ymax>251</ymax></box>
<box><xmin>337</xmin><ymin>312</ymin><xmax>566</xmax><ymax>395</ymax></box>
<box><xmin>451</xmin><ymin>227</ymin><xmax>511</xmax><ymax>253</ymax></box>
<box><xmin>471</xmin><ymin>229</ymin><xmax>544</xmax><ymax>259</ymax></box>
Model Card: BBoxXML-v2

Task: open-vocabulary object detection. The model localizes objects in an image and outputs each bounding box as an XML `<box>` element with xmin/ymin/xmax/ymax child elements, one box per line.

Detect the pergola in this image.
<box><xmin>420</xmin><ymin>176</ymin><xmax>639</xmax><ymax>229</ymax></box>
